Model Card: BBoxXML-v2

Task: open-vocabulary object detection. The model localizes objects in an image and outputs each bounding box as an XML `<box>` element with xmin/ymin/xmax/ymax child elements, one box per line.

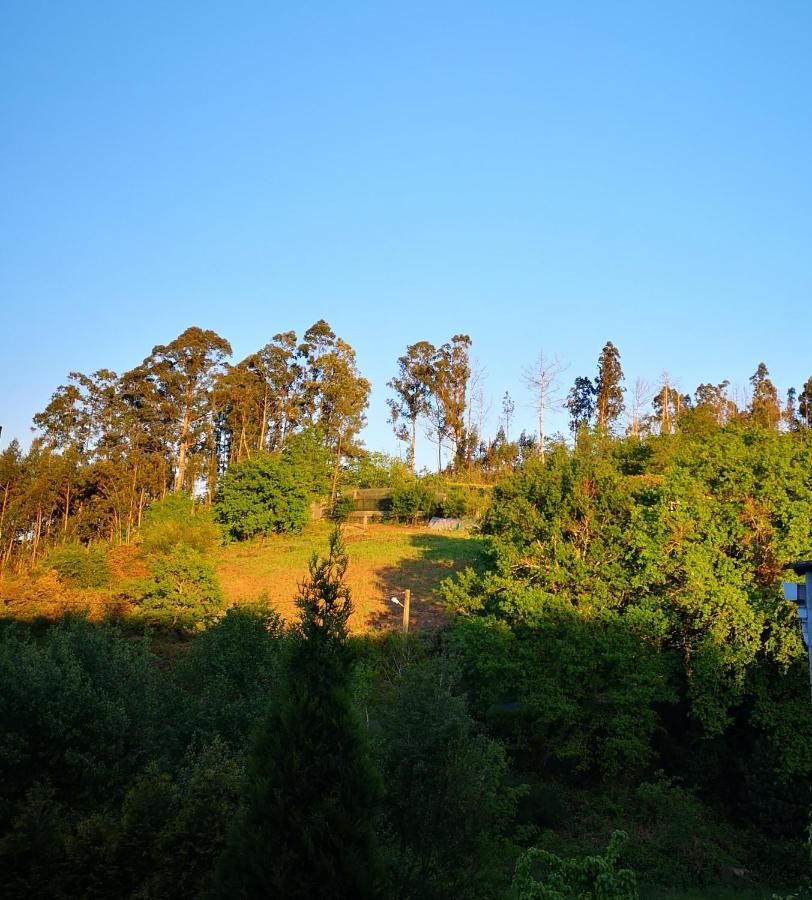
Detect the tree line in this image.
<box><xmin>3</xmin><ymin>324</ymin><xmax>812</xmax><ymax>570</ymax></box>
<box><xmin>0</xmin><ymin>322</ymin><xmax>369</xmax><ymax>569</ymax></box>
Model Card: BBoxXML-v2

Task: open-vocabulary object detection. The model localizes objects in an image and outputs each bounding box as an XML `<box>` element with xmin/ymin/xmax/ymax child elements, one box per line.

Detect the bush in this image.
<box><xmin>512</xmin><ymin>831</ymin><xmax>638</xmax><ymax>899</ymax></box>
<box><xmin>130</xmin><ymin>546</ymin><xmax>224</xmax><ymax>629</ymax></box>
<box><xmin>373</xmin><ymin>652</ymin><xmax>517</xmax><ymax>899</ymax></box>
<box><xmin>215</xmin><ymin>453</ymin><xmax>311</xmax><ymax>540</ymax></box>
<box><xmin>390</xmin><ymin>480</ymin><xmax>436</xmax><ymax>523</ymax></box>
<box><xmin>440</xmin><ymin>487</ymin><xmax>469</xmax><ymax>518</ymax></box>
<box><xmin>330</xmin><ymin>494</ymin><xmax>356</xmax><ymax>522</ymax></box>
<box><xmin>165</xmin><ymin>605</ymin><xmax>285</xmax><ymax>754</ymax></box>
<box><xmin>139</xmin><ymin>495</ymin><xmax>221</xmax><ymax>557</ymax></box>
<box><xmin>0</xmin><ymin>617</ymin><xmax>156</xmax><ymax>813</ymax></box>
<box><xmin>41</xmin><ymin>544</ymin><xmax>110</xmax><ymax>588</ymax></box>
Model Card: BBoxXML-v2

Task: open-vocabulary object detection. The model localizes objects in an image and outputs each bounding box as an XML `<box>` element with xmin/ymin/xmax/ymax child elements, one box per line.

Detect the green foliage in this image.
<box><xmin>391</xmin><ymin>478</ymin><xmax>437</xmax><ymax>522</ymax></box>
<box><xmin>441</xmin><ymin>485</ymin><xmax>470</xmax><ymax>517</ymax></box>
<box><xmin>281</xmin><ymin>429</ymin><xmax>333</xmax><ymax>497</ymax></box>
<box><xmin>372</xmin><ymin>651</ymin><xmax>517</xmax><ymax>899</ymax></box>
<box><xmin>41</xmin><ymin>543</ymin><xmax>110</xmax><ymax>588</ymax></box>
<box><xmin>445</xmin><ymin>427</ymin><xmax>812</xmax><ymax>785</ymax></box>
<box><xmin>130</xmin><ymin>545</ymin><xmax>224</xmax><ymax>629</ymax></box>
<box><xmin>215</xmin><ymin>529</ymin><xmax>383</xmax><ymax>898</ymax></box>
<box><xmin>0</xmin><ymin>617</ymin><xmax>157</xmax><ymax>815</ymax></box>
<box><xmin>139</xmin><ymin>494</ymin><xmax>222</xmax><ymax>556</ymax></box>
<box><xmin>346</xmin><ymin>450</ymin><xmax>409</xmax><ymax>488</ymax></box>
<box><xmin>215</xmin><ymin>452</ymin><xmax>312</xmax><ymax>540</ymax></box>
<box><xmin>511</xmin><ymin>831</ymin><xmax>638</xmax><ymax>899</ymax></box>
<box><xmin>330</xmin><ymin>493</ymin><xmax>356</xmax><ymax>521</ymax></box>
<box><xmin>165</xmin><ymin>605</ymin><xmax>285</xmax><ymax>754</ymax></box>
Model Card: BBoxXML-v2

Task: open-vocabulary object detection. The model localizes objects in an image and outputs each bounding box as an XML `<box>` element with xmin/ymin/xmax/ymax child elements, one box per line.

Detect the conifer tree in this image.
<box><xmin>594</xmin><ymin>340</ymin><xmax>625</xmax><ymax>430</ymax></box>
<box><xmin>214</xmin><ymin>528</ymin><xmax>382</xmax><ymax>899</ymax></box>
<box><xmin>798</xmin><ymin>376</ymin><xmax>812</xmax><ymax>427</ymax></box>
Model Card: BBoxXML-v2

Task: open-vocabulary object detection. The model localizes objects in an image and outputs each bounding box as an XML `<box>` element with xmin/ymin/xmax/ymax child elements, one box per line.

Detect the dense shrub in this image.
<box><xmin>371</xmin><ymin>651</ymin><xmax>517</xmax><ymax>899</ymax></box>
<box><xmin>0</xmin><ymin>617</ymin><xmax>157</xmax><ymax>815</ymax></box>
<box><xmin>345</xmin><ymin>451</ymin><xmax>409</xmax><ymax>488</ymax></box>
<box><xmin>215</xmin><ymin>453</ymin><xmax>312</xmax><ymax>539</ymax></box>
<box><xmin>164</xmin><ymin>605</ymin><xmax>285</xmax><ymax>755</ymax></box>
<box><xmin>512</xmin><ymin>831</ymin><xmax>638</xmax><ymax>899</ymax></box>
<box><xmin>41</xmin><ymin>544</ymin><xmax>110</xmax><ymax>588</ymax></box>
<box><xmin>130</xmin><ymin>546</ymin><xmax>224</xmax><ymax>629</ymax></box>
<box><xmin>139</xmin><ymin>494</ymin><xmax>222</xmax><ymax>556</ymax></box>
<box><xmin>390</xmin><ymin>479</ymin><xmax>436</xmax><ymax>523</ymax></box>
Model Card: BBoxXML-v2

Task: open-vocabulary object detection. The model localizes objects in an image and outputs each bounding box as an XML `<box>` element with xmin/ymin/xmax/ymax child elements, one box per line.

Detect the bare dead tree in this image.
<box><xmin>522</xmin><ymin>352</ymin><xmax>566</xmax><ymax>462</ymax></box>
<box><xmin>626</xmin><ymin>377</ymin><xmax>653</xmax><ymax>438</ymax></box>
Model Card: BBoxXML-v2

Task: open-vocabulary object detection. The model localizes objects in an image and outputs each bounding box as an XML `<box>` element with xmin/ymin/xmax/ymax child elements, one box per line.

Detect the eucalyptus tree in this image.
<box><xmin>387</xmin><ymin>340</ymin><xmax>435</xmax><ymax>472</ymax></box>
<box><xmin>798</xmin><ymin>376</ymin><xmax>812</xmax><ymax>427</ymax></box>
<box><xmin>435</xmin><ymin>334</ymin><xmax>472</xmax><ymax>468</ymax></box>
<box><xmin>138</xmin><ymin>327</ymin><xmax>232</xmax><ymax>493</ymax></box>
<box><xmin>748</xmin><ymin>362</ymin><xmax>781</xmax><ymax>429</ymax></box>
<box><xmin>299</xmin><ymin>321</ymin><xmax>370</xmax><ymax>503</ymax></box>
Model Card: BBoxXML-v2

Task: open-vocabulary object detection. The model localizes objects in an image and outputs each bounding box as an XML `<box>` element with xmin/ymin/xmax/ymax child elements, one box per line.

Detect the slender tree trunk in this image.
<box><xmin>62</xmin><ymin>484</ymin><xmax>71</xmax><ymax>538</ymax></box>
<box><xmin>31</xmin><ymin>507</ymin><xmax>42</xmax><ymax>563</ymax></box>
<box><xmin>174</xmin><ymin>401</ymin><xmax>193</xmax><ymax>492</ymax></box>
<box><xmin>0</xmin><ymin>481</ymin><xmax>9</xmax><ymax>546</ymax></box>
<box><xmin>409</xmin><ymin>418</ymin><xmax>416</xmax><ymax>473</ymax></box>
<box><xmin>330</xmin><ymin>435</ymin><xmax>342</xmax><ymax>506</ymax></box>
<box><xmin>258</xmin><ymin>387</ymin><xmax>269</xmax><ymax>451</ymax></box>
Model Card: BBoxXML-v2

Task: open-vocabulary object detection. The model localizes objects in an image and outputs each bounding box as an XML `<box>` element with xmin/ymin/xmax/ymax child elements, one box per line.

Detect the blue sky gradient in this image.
<box><xmin>2</xmin><ymin>2</ymin><xmax>810</xmax><ymax>467</ymax></box>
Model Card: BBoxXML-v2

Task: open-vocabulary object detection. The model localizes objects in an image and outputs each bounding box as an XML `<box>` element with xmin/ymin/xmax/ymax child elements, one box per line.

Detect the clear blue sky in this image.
<box><xmin>2</xmin><ymin>2</ymin><xmax>810</xmax><ymax>468</ymax></box>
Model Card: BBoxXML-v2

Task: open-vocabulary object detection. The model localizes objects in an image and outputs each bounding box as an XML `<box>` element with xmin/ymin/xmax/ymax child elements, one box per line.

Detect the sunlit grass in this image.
<box><xmin>215</xmin><ymin>521</ymin><xmax>485</xmax><ymax>631</ymax></box>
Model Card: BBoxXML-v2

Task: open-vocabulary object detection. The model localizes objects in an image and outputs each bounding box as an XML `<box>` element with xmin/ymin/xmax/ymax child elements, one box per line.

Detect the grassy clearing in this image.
<box><xmin>215</xmin><ymin>522</ymin><xmax>485</xmax><ymax>632</ymax></box>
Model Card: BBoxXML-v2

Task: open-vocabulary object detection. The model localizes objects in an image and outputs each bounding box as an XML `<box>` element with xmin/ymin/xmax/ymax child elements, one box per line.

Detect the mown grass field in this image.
<box><xmin>216</xmin><ymin>522</ymin><xmax>485</xmax><ymax>632</ymax></box>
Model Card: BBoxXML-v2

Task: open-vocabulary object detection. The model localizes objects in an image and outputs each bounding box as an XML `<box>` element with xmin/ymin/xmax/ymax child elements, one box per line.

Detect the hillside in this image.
<box><xmin>215</xmin><ymin>522</ymin><xmax>484</xmax><ymax>632</ymax></box>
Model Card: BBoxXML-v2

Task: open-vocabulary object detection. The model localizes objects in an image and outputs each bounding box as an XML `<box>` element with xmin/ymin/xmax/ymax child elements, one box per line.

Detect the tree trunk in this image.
<box><xmin>330</xmin><ymin>435</ymin><xmax>343</xmax><ymax>507</ymax></box>
<box><xmin>174</xmin><ymin>402</ymin><xmax>193</xmax><ymax>492</ymax></box>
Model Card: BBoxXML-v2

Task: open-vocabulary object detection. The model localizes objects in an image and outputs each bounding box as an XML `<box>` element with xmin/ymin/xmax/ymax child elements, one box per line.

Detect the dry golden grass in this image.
<box><xmin>215</xmin><ymin>522</ymin><xmax>484</xmax><ymax>632</ymax></box>
<box><xmin>0</xmin><ymin>523</ymin><xmax>483</xmax><ymax>634</ymax></box>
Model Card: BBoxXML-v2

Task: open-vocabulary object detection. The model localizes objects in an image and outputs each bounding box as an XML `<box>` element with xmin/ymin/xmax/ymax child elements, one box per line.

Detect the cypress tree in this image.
<box><xmin>594</xmin><ymin>340</ymin><xmax>625</xmax><ymax>430</ymax></box>
<box><xmin>214</xmin><ymin>528</ymin><xmax>382</xmax><ymax>899</ymax></box>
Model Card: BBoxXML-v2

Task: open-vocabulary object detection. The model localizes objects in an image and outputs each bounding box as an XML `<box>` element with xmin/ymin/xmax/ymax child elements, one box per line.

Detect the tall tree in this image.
<box><xmin>693</xmin><ymin>380</ymin><xmax>736</xmax><ymax>428</ymax></box>
<box><xmin>522</xmin><ymin>352</ymin><xmax>565</xmax><ymax>460</ymax></box>
<box><xmin>783</xmin><ymin>387</ymin><xmax>798</xmax><ymax>431</ymax></box>
<box><xmin>300</xmin><ymin>322</ymin><xmax>370</xmax><ymax>504</ymax></box>
<box><xmin>434</xmin><ymin>335</ymin><xmax>471</xmax><ymax>468</ymax></box>
<box><xmin>501</xmin><ymin>391</ymin><xmax>515</xmax><ymax>444</ymax></box>
<box><xmin>565</xmin><ymin>376</ymin><xmax>595</xmax><ymax>433</ymax></box>
<box><xmin>626</xmin><ymin>376</ymin><xmax>652</xmax><ymax>439</ymax></box>
<box><xmin>651</xmin><ymin>374</ymin><xmax>690</xmax><ymax>435</ymax></box>
<box><xmin>594</xmin><ymin>341</ymin><xmax>625</xmax><ymax>430</ymax></box>
<box><xmin>387</xmin><ymin>341</ymin><xmax>435</xmax><ymax>472</ymax></box>
<box><xmin>748</xmin><ymin>362</ymin><xmax>781</xmax><ymax>429</ymax></box>
<box><xmin>140</xmin><ymin>327</ymin><xmax>232</xmax><ymax>493</ymax></box>
<box><xmin>797</xmin><ymin>376</ymin><xmax>812</xmax><ymax>427</ymax></box>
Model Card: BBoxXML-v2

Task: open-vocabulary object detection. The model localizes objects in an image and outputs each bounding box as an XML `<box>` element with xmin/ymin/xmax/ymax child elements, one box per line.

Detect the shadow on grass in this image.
<box><xmin>365</xmin><ymin>531</ymin><xmax>486</xmax><ymax>631</ymax></box>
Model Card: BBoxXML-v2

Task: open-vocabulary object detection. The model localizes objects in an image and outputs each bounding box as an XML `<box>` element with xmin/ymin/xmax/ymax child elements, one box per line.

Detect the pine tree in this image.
<box><xmin>214</xmin><ymin>529</ymin><xmax>382</xmax><ymax>899</ymax></box>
